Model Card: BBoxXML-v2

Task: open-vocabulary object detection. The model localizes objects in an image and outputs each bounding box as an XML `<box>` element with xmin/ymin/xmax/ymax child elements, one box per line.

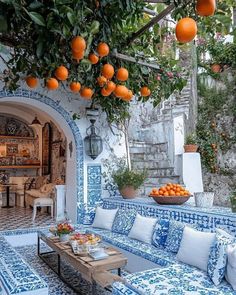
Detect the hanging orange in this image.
<box><xmin>25</xmin><ymin>76</ymin><xmax>38</xmax><ymax>88</ymax></box>
<box><xmin>196</xmin><ymin>0</ymin><xmax>216</xmax><ymax>16</ymax></box>
<box><xmin>105</xmin><ymin>81</ymin><xmax>116</xmax><ymax>92</ymax></box>
<box><xmin>88</xmin><ymin>53</ymin><xmax>99</xmax><ymax>64</ymax></box>
<box><xmin>114</xmin><ymin>85</ymin><xmax>128</xmax><ymax>98</ymax></box>
<box><xmin>102</xmin><ymin>64</ymin><xmax>114</xmax><ymax>79</ymax></box>
<box><xmin>211</xmin><ymin>64</ymin><xmax>221</xmax><ymax>73</ymax></box>
<box><xmin>97</xmin><ymin>42</ymin><xmax>109</xmax><ymax>57</ymax></box>
<box><xmin>55</xmin><ymin>66</ymin><xmax>69</xmax><ymax>81</ymax></box>
<box><xmin>71</xmin><ymin>36</ymin><xmax>86</xmax><ymax>52</ymax></box>
<box><xmin>122</xmin><ymin>90</ymin><xmax>133</xmax><ymax>101</ymax></box>
<box><xmin>116</xmin><ymin>68</ymin><xmax>129</xmax><ymax>81</ymax></box>
<box><xmin>72</xmin><ymin>50</ymin><xmax>84</xmax><ymax>61</ymax></box>
<box><xmin>175</xmin><ymin>18</ymin><xmax>197</xmax><ymax>43</ymax></box>
<box><xmin>70</xmin><ymin>82</ymin><xmax>81</xmax><ymax>92</ymax></box>
<box><xmin>97</xmin><ymin>76</ymin><xmax>107</xmax><ymax>87</ymax></box>
<box><xmin>46</xmin><ymin>78</ymin><xmax>59</xmax><ymax>90</ymax></box>
<box><xmin>101</xmin><ymin>88</ymin><xmax>112</xmax><ymax>97</ymax></box>
<box><xmin>80</xmin><ymin>87</ymin><xmax>94</xmax><ymax>99</ymax></box>
<box><xmin>140</xmin><ymin>86</ymin><xmax>151</xmax><ymax>97</ymax></box>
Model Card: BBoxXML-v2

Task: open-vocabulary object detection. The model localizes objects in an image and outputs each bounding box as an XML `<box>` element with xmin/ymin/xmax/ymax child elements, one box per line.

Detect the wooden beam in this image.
<box><xmin>126</xmin><ymin>3</ymin><xmax>175</xmax><ymax>45</ymax></box>
<box><xmin>112</xmin><ymin>50</ymin><xmax>160</xmax><ymax>70</ymax></box>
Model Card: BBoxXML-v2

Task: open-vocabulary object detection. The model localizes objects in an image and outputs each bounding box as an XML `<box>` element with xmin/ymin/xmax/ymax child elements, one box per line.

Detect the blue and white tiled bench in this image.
<box><xmin>113</xmin><ymin>264</ymin><xmax>236</xmax><ymax>295</ymax></box>
<box><xmin>0</xmin><ymin>236</ymin><xmax>48</xmax><ymax>295</ymax></box>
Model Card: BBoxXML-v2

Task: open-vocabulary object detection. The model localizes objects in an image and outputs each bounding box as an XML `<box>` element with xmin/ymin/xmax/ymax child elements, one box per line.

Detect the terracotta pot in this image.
<box><xmin>119</xmin><ymin>186</ymin><xmax>138</xmax><ymax>199</ymax></box>
<box><xmin>211</xmin><ymin>64</ymin><xmax>221</xmax><ymax>73</ymax></box>
<box><xmin>184</xmin><ymin>144</ymin><xmax>198</xmax><ymax>153</ymax></box>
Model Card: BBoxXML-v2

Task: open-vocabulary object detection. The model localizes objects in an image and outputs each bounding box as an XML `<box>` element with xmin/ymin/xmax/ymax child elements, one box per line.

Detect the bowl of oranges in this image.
<box><xmin>149</xmin><ymin>183</ymin><xmax>191</xmax><ymax>205</ymax></box>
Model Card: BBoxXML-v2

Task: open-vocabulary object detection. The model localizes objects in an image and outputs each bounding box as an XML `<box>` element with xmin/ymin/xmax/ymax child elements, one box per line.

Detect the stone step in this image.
<box><xmin>146</xmin><ymin>167</ymin><xmax>175</xmax><ymax>177</ymax></box>
<box><xmin>145</xmin><ymin>175</ymin><xmax>180</xmax><ymax>185</ymax></box>
<box><xmin>129</xmin><ymin>143</ymin><xmax>168</xmax><ymax>154</ymax></box>
<box><xmin>130</xmin><ymin>152</ymin><xmax>168</xmax><ymax>162</ymax></box>
<box><xmin>132</xmin><ymin>160</ymin><xmax>171</xmax><ymax>170</ymax></box>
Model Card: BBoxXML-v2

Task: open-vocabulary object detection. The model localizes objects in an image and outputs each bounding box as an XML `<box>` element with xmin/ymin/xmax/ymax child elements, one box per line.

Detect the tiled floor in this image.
<box><xmin>0</xmin><ymin>206</ymin><xmax>54</xmax><ymax>231</ymax></box>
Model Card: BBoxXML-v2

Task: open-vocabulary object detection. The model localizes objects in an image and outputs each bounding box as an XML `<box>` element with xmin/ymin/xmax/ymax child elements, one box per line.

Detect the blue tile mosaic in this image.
<box><xmin>103</xmin><ymin>198</ymin><xmax>236</xmax><ymax>237</ymax></box>
<box><xmin>87</xmin><ymin>164</ymin><xmax>102</xmax><ymax>205</ymax></box>
<box><xmin>0</xmin><ymin>88</ymin><xmax>84</xmax><ymax>222</ymax></box>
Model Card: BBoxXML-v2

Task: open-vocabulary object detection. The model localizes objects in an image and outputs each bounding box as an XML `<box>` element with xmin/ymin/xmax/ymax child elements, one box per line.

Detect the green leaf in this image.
<box><xmin>0</xmin><ymin>15</ymin><xmax>7</xmax><ymax>32</ymax></box>
<box><xmin>27</xmin><ymin>11</ymin><xmax>46</xmax><ymax>26</ymax></box>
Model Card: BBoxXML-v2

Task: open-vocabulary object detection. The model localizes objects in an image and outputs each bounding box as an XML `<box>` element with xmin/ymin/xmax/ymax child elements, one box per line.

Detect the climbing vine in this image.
<box><xmin>196</xmin><ymin>72</ymin><xmax>236</xmax><ymax>174</ymax></box>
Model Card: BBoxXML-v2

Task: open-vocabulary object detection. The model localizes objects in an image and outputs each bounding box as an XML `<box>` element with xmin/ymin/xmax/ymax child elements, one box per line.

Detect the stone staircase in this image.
<box><xmin>129</xmin><ymin>78</ymin><xmax>193</xmax><ymax>197</ymax></box>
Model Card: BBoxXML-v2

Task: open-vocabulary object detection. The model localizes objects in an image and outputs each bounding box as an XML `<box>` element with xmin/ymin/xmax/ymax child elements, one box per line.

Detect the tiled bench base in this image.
<box><xmin>0</xmin><ymin>236</ymin><xmax>48</xmax><ymax>295</ymax></box>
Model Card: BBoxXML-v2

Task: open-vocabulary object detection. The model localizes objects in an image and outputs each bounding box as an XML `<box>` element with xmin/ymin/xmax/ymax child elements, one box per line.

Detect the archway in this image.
<box><xmin>0</xmin><ymin>88</ymin><xmax>84</xmax><ymax>222</ymax></box>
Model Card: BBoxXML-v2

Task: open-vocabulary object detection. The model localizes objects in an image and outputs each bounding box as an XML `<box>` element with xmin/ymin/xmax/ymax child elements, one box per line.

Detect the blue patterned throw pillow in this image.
<box><xmin>207</xmin><ymin>229</ymin><xmax>235</xmax><ymax>286</ymax></box>
<box><xmin>112</xmin><ymin>209</ymin><xmax>137</xmax><ymax>235</ymax></box>
<box><xmin>165</xmin><ymin>220</ymin><xmax>196</xmax><ymax>253</ymax></box>
<box><xmin>152</xmin><ymin>218</ymin><xmax>170</xmax><ymax>248</ymax></box>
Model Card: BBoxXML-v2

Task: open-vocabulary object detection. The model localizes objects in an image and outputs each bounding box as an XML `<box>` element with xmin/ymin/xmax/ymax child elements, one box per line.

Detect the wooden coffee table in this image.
<box><xmin>37</xmin><ymin>231</ymin><xmax>127</xmax><ymax>294</ymax></box>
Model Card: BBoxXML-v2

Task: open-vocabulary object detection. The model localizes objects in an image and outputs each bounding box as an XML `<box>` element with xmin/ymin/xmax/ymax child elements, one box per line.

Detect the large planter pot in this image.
<box><xmin>184</xmin><ymin>144</ymin><xmax>198</xmax><ymax>153</ymax></box>
<box><xmin>230</xmin><ymin>192</ymin><xmax>236</xmax><ymax>213</ymax></box>
<box><xmin>119</xmin><ymin>186</ymin><xmax>138</xmax><ymax>199</ymax></box>
<box><xmin>194</xmin><ymin>192</ymin><xmax>215</xmax><ymax>208</ymax></box>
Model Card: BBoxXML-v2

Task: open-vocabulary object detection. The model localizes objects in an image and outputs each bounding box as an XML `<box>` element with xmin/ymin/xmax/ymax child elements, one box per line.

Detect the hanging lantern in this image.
<box><xmin>84</xmin><ymin>119</ymin><xmax>103</xmax><ymax>160</ymax></box>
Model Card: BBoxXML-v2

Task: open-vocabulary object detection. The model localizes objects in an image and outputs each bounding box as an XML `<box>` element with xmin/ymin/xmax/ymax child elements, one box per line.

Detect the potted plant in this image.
<box><xmin>112</xmin><ymin>168</ymin><xmax>147</xmax><ymax>199</ymax></box>
<box><xmin>230</xmin><ymin>192</ymin><xmax>236</xmax><ymax>213</ymax></box>
<box><xmin>184</xmin><ymin>133</ymin><xmax>198</xmax><ymax>153</ymax></box>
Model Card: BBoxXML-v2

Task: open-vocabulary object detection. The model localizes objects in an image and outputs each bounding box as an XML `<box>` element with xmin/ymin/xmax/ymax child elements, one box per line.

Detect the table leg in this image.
<box><xmin>118</xmin><ymin>268</ymin><xmax>121</xmax><ymax>277</ymax></box>
<box><xmin>58</xmin><ymin>254</ymin><xmax>61</xmax><ymax>276</ymax></box>
<box><xmin>2</xmin><ymin>186</ymin><xmax>13</xmax><ymax>208</ymax></box>
<box><xmin>37</xmin><ymin>235</ymin><xmax>40</xmax><ymax>255</ymax></box>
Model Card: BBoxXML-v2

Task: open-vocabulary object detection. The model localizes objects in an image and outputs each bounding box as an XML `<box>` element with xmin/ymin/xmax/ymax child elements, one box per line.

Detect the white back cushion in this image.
<box><xmin>226</xmin><ymin>244</ymin><xmax>236</xmax><ymax>290</ymax></box>
<box><xmin>128</xmin><ymin>213</ymin><xmax>157</xmax><ymax>244</ymax></box>
<box><xmin>177</xmin><ymin>226</ymin><xmax>216</xmax><ymax>271</ymax></box>
<box><xmin>92</xmin><ymin>207</ymin><xmax>118</xmax><ymax>230</ymax></box>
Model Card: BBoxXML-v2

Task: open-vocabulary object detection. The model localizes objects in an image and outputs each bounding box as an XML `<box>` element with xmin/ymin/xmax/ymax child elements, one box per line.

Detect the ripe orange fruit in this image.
<box><xmin>71</xmin><ymin>36</ymin><xmax>86</xmax><ymax>52</ymax></box>
<box><xmin>102</xmin><ymin>64</ymin><xmax>114</xmax><ymax>79</ymax></box>
<box><xmin>116</xmin><ymin>67</ymin><xmax>129</xmax><ymax>81</ymax></box>
<box><xmin>169</xmin><ymin>190</ymin><xmax>175</xmax><ymax>196</ymax></box>
<box><xmin>101</xmin><ymin>88</ymin><xmax>111</xmax><ymax>97</ymax></box>
<box><xmin>122</xmin><ymin>90</ymin><xmax>133</xmax><ymax>101</ymax></box>
<box><xmin>46</xmin><ymin>78</ymin><xmax>59</xmax><ymax>90</ymax></box>
<box><xmin>88</xmin><ymin>53</ymin><xmax>99</xmax><ymax>64</ymax></box>
<box><xmin>105</xmin><ymin>81</ymin><xmax>116</xmax><ymax>92</ymax></box>
<box><xmin>25</xmin><ymin>76</ymin><xmax>38</xmax><ymax>88</ymax></box>
<box><xmin>140</xmin><ymin>86</ymin><xmax>151</xmax><ymax>97</ymax></box>
<box><xmin>80</xmin><ymin>87</ymin><xmax>93</xmax><ymax>99</ymax></box>
<box><xmin>114</xmin><ymin>85</ymin><xmax>128</xmax><ymax>98</ymax></box>
<box><xmin>175</xmin><ymin>18</ymin><xmax>197</xmax><ymax>43</ymax></box>
<box><xmin>196</xmin><ymin>0</ymin><xmax>216</xmax><ymax>16</ymax></box>
<box><xmin>72</xmin><ymin>50</ymin><xmax>84</xmax><ymax>61</ymax></box>
<box><xmin>69</xmin><ymin>82</ymin><xmax>81</xmax><ymax>92</ymax></box>
<box><xmin>97</xmin><ymin>76</ymin><xmax>107</xmax><ymax>87</ymax></box>
<box><xmin>97</xmin><ymin>42</ymin><xmax>109</xmax><ymax>57</ymax></box>
<box><xmin>211</xmin><ymin>64</ymin><xmax>221</xmax><ymax>73</ymax></box>
<box><xmin>55</xmin><ymin>66</ymin><xmax>68</xmax><ymax>81</ymax></box>
<box><xmin>163</xmin><ymin>192</ymin><xmax>169</xmax><ymax>197</ymax></box>
<box><xmin>152</xmin><ymin>188</ymin><xmax>158</xmax><ymax>194</ymax></box>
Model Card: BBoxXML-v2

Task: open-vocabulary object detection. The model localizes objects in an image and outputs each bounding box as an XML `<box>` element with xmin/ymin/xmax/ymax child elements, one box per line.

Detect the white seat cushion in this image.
<box><xmin>26</xmin><ymin>189</ymin><xmax>50</xmax><ymax>198</ymax></box>
<box><xmin>33</xmin><ymin>197</ymin><xmax>53</xmax><ymax>206</ymax></box>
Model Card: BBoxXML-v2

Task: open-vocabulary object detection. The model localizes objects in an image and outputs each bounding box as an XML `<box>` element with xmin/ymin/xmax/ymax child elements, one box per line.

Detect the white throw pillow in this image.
<box><xmin>92</xmin><ymin>207</ymin><xmax>118</xmax><ymax>231</ymax></box>
<box><xmin>226</xmin><ymin>244</ymin><xmax>236</xmax><ymax>290</ymax></box>
<box><xmin>128</xmin><ymin>213</ymin><xmax>157</xmax><ymax>244</ymax></box>
<box><xmin>177</xmin><ymin>226</ymin><xmax>216</xmax><ymax>271</ymax></box>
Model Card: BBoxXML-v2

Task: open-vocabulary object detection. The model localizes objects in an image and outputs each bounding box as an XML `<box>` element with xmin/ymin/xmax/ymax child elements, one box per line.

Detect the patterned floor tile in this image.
<box><xmin>0</xmin><ymin>207</ymin><xmax>54</xmax><ymax>231</ymax></box>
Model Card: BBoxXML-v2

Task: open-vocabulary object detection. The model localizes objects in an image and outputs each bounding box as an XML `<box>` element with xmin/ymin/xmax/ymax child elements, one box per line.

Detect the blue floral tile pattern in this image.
<box><xmin>123</xmin><ymin>263</ymin><xmax>236</xmax><ymax>295</ymax></box>
<box><xmin>112</xmin><ymin>209</ymin><xmax>137</xmax><ymax>235</ymax></box>
<box><xmin>112</xmin><ymin>282</ymin><xmax>138</xmax><ymax>295</ymax></box>
<box><xmin>208</xmin><ymin>231</ymin><xmax>235</xmax><ymax>286</ymax></box>
<box><xmin>86</xmin><ymin>227</ymin><xmax>176</xmax><ymax>267</ymax></box>
<box><xmin>152</xmin><ymin>218</ymin><xmax>170</xmax><ymax>248</ymax></box>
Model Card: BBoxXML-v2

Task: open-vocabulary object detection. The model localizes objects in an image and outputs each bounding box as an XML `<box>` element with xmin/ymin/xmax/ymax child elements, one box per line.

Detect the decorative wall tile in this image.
<box><xmin>103</xmin><ymin>198</ymin><xmax>236</xmax><ymax>237</ymax></box>
<box><xmin>87</xmin><ymin>165</ymin><xmax>102</xmax><ymax>205</ymax></box>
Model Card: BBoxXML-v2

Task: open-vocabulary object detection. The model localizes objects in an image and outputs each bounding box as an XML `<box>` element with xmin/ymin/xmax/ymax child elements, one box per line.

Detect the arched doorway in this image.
<box><xmin>0</xmin><ymin>88</ymin><xmax>84</xmax><ymax>222</ymax></box>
